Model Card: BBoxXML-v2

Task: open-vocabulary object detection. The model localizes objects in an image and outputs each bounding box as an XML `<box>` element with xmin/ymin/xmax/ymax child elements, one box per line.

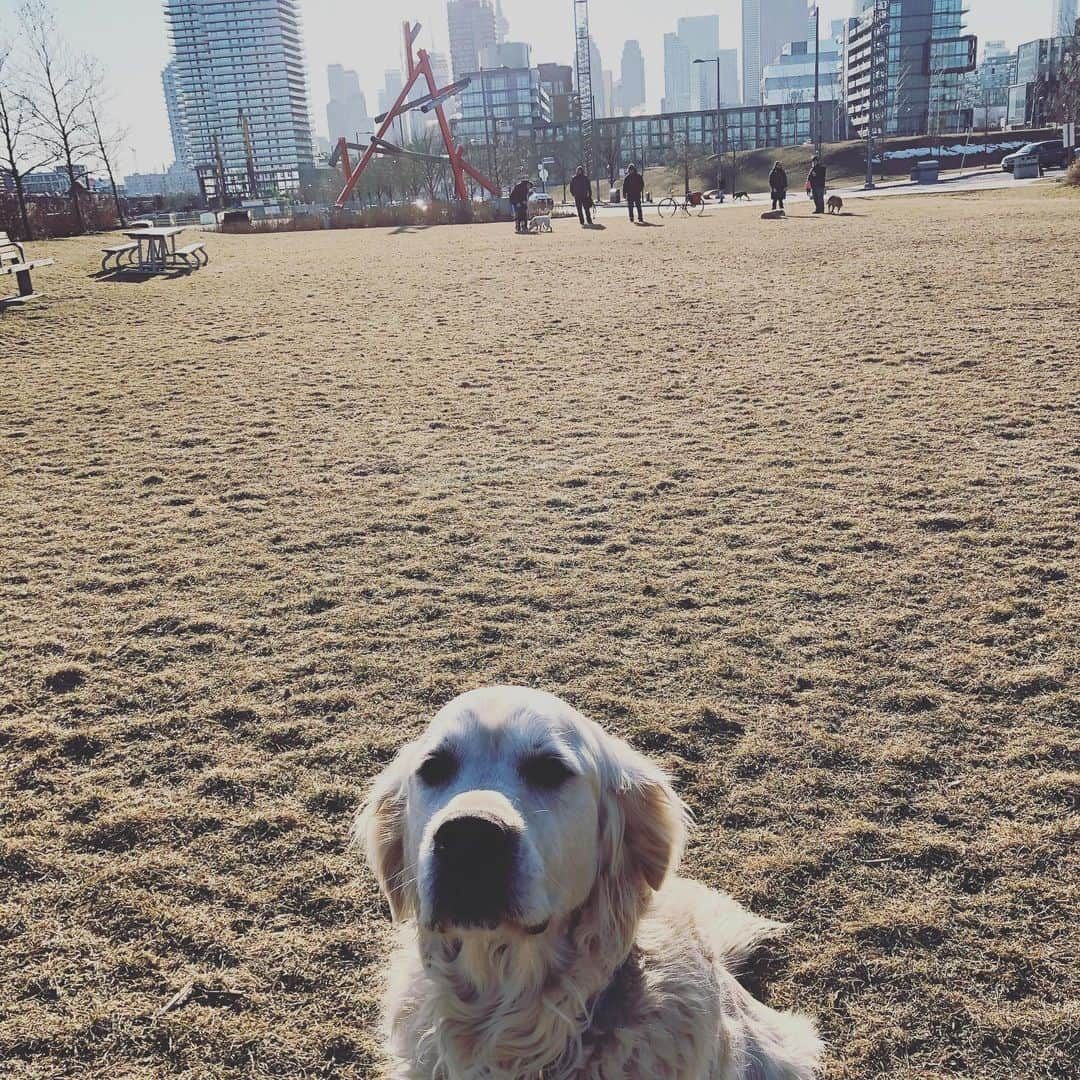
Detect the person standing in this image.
<box><xmin>569</xmin><ymin>166</ymin><xmax>593</xmax><ymax>226</ymax></box>
<box><xmin>768</xmin><ymin>161</ymin><xmax>788</xmax><ymax>211</ymax></box>
<box><xmin>509</xmin><ymin>176</ymin><xmax>533</xmax><ymax>233</ymax></box>
<box><xmin>807</xmin><ymin>156</ymin><xmax>827</xmax><ymax>214</ymax></box>
<box><xmin>622</xmin><ymin>163</ymin><xmax>645</xmax><ymax>223</ymax></box>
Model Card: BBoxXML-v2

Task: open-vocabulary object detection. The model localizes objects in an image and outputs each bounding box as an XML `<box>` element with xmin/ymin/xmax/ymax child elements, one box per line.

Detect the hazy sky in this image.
<box><xmin>0</xmin><ymin>0</ymin><xmax>1050</xmax><ymax>176</ymax></box>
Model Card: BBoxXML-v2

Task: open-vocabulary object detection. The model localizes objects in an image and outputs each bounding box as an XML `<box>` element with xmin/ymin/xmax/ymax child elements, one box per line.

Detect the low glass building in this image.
<box><xmin>454</xmin><ymin>67</ymin><xmax>552</xmax><ymax>146</ymax></box>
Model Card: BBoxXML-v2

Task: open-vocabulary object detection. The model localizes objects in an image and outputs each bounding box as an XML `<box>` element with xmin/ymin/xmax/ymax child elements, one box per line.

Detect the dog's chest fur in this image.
<box><xmin>383</xmin><ymin>914</ymin><xmax>724</xmax><ymax>1078</ymax></box>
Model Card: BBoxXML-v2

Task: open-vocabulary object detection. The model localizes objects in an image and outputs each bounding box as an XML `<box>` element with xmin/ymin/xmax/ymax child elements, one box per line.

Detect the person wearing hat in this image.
<box><xmin>509</xmin><ymin>176</ymin><xmax>533</xmax><ymax>233</ymax></box>
<box><xmin>768</xmin><ymin>161</ymin><xmax>788</xmax><ymax>212</ymax></box>
<box><xmin>569</xmin><ymin>165</ymin><xmax>594</xmax><ymax>226</ymax></box>
<box><xmin>622</xmin><ymin>163</ymin><xmax>645</xmax><ymax>223</ymax></box>
<box><xmin>806</xmin><ymin>156</ymin><xmax>827</xmax><ymax>215</ymax></box>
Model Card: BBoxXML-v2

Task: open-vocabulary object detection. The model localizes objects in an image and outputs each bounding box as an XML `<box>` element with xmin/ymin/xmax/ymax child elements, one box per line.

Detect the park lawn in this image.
<box><xmin>1</xmin><ymin>185</ymin><xmax>1077</xmax><ymax>1079</ymax></box>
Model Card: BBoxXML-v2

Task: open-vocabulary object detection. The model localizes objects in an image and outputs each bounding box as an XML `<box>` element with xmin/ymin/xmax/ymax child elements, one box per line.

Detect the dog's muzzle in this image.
<box><xmin>431</xmin><ymin>814</ymin><xmax>518</xmax><ymax>929</ymax></box>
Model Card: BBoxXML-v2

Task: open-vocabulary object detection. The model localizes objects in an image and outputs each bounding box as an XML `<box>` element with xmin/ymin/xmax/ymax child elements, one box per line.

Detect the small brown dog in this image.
<box><xmin>827</xmin><ymin>195</ymin><xmax>843</xmax><ymax>214</ymax></box>
<box><xmin>732</xmin><ymin>191</ymin><xmax>750</xmax><ymax>201</ymax></box>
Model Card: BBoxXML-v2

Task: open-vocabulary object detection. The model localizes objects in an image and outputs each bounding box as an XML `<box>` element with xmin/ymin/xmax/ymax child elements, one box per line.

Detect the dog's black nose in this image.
<box><xmin>432</xmin><ymin>815</ymin><xmax>517</xmax><ymax>928</ymax></box>
<box><xmin>434</xmin><ymin>815</ymin><xmax>514</xmax><ymax>864</ymax></box>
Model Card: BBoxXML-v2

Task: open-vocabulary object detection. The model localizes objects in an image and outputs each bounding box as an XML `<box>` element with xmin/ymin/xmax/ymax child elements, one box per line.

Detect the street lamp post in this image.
<box><xmin>479</xmin><ymin>67</ymin><xmax>495</xmax><ymax>190</ymax></box>
<box><xmin>812</xmin><ymin>3</ymin><xmax>821</xmax><ymax>157</ymax></box>
<box><xmin>693</xmin><ymin>57</ymin><xmax>722</xmax><ymax>190</ymax></box>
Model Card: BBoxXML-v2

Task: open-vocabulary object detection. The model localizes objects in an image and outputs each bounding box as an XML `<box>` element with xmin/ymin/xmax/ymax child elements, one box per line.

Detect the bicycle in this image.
<box><xmin>656</xmin><ymin>191</ymin><xmax>707</xmax><ymax>218</ymax></box>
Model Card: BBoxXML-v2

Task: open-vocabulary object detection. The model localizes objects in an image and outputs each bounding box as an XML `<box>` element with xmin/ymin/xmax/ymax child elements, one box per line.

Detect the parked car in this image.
<box><xmin>1000</xmin><ymin>140</ymin><xmax>1069</xmax><ymax>172</ymax></box>
<box><xmin>528</xmin><ymin>190</ymin><xmax>555</xmax><ymax>213</ymax></box>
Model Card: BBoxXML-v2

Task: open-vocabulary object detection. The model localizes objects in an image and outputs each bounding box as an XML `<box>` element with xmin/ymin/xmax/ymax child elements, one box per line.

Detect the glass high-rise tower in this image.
<box><xmin>842</xmin><ymin>0</ymin><xmax>975</xmax><ymax>137</ymax></box>
<box><xmin>742</xmin><ymin>0</ymin><xmax>809</xmax><ymax>105</ymax></box>
<box><xmin>163</xmin><ymin>0</ymin><xmax>314</xmax><ymax>197</ymax></box>
<box><xmin>1052</xmin><ymin>0</ymin><xmax>1077</xmax><ymax>37</ymax></box>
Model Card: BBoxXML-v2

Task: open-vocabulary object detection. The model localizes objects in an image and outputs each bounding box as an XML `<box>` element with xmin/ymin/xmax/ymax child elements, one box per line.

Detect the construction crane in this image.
<box><xmin>573</xmin><ymin>0</ymin><xmax>594</xmax><ymax>190</ymax></box>
<box><xmin>239</xmin><ymin>109</ymin><xmax>258</xmax><ymax>199</ymax></box>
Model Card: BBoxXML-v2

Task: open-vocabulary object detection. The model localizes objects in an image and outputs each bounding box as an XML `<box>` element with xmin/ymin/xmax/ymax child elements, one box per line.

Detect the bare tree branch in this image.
<box><xmin>0</xmin><ymin>29</ymin><xmax>53</xmax><ymax>239</ymax></box>
<box><xmin>17</xmin><ymin>0</ymin><xmax>95</xmax><ymax>233</ymax></box>
<box><xmin>85</xmin><ymin>62</ymin><xmax>127</xmax><ymax>228</ymax></box>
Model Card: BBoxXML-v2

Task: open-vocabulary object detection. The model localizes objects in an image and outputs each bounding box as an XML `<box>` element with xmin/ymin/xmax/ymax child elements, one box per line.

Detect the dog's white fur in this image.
<box><xmin>529</xmin><ymin>215</ymin><xmax>553</xmax><ymax>233</ymax></box>
<box><xmin>357</xmin><ymin>686</ymin><xmax>822</xmax><ymax>1079</ymax></box>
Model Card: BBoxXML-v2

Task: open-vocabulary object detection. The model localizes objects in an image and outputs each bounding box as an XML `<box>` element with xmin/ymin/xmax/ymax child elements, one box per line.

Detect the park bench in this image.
<box><xmin>175</xmin><ymin>241</ymin><xmax>209</xmax><ymax>268</ymax></box>
<box><xmin>101</xmin><ymin>242</ymin><xmax>139</xmax><ymax>271</ymax></box>
<box><xmin>0</xmin><ymin>231</ymin><xmax>54</xmax><ymax>308</ymax></box>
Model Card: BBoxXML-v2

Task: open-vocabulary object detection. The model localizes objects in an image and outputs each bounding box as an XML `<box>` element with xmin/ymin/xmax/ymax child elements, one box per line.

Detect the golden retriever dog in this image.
<box><xmin>357</xmin><ymin>686</ymin><xmax>822</xmax><ymax>1079</ymax></box>
<box><xmin>826</xmin><ymin>195</ymin><xmax>843</xmax><ymax>214</ymax></box>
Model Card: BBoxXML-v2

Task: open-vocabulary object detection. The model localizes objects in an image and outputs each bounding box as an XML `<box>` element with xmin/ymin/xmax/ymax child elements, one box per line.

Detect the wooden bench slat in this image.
<box><xmin>100</xmin><ymin>243</ymin><xmax>139</xmax><ymax>271</ymax></box>
<box><xmin>0</xmin><ymin>259</ymin><xmax>54</xmax><ymax>274</ymax></box>
<box><xmin>175</xmin><ymin>242</ymin><xmax>209</xmax><ymax>267</ymax></box>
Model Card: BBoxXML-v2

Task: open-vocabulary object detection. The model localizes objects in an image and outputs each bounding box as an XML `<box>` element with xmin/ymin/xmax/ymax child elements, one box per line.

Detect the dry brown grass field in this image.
<box><xmin>1</xmin><ymin>187</ymin><xmax>1077</xmax><ymax>1079</ymax></box>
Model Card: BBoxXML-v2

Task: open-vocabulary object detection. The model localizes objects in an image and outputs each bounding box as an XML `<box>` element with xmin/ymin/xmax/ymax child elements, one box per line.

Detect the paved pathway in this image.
<box><xmin>575</xmin><ymin>166</ymin><xmax>1061</xmax><ymax>219</ymax></box>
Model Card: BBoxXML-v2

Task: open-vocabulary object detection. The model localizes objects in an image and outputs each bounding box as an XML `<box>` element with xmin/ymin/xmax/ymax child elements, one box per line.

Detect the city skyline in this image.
<box><xmin>0</xmin><ymin>0</ymin><xmax>1054</xmax><ymax>174</ymax></box>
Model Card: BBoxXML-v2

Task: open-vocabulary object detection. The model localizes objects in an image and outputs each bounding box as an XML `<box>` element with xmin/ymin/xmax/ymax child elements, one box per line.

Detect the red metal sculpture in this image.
<box><xmin>333</xmin><ymin>21</ymin><xmax>500</xmax><ymax>208</ymax></box>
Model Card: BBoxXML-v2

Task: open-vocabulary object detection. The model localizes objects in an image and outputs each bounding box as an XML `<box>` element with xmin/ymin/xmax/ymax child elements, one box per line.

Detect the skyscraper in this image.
<box><xmin>326</xmin><ymin>65</ymin><xmax>371</xmax><ymax>144</ymax></box>
<box><xmin>676</xmin><ymin>15</ymin><xmax>721</xmax><ymax>111</ymax></box>
<box><xmin>538</xmin><ymin>62</ymin><xmax>576</xmax><ymax>122</ymax></box>
<box><xmin>717</xmin><ymin>49</ymin><xmax>740</xmax><ymax>105</ymax></box>
<box><xmin>447</xmin><ymin>0</ymin><xmax>497</xmax><ymax>81</ymax></box>
<box><xmin>590</xmin><ymin>37</ymin><xmax>608</xmax><ymax>117</ymax></box>
<box><xmin>620</xmin><ymin>40</ymin><xmax>646</xmax><ymax>114</ymax></box>
<box><xmin>1052</xmin><ymin>0</ymin><xmax>1077</xmax><ymax>35</ymax></box>
<box><xmin>163</xmin><ymin>0</ymin><xmax>314</xmax><ymax>196</ymax></box>
<box><xmin>742</xmin><ymin>0</ymin><xmax>808</xmax><ymax>105</ymax></box>
<box><xmin>663</xmin><ymin>32</ymin><xmax>691</xmax><ymax>113</ymax></box>
<box><xmin>495</xmin><ymin>0</ymin><xmax>510</xmax><ymax>43</ymax></box>
<box><xmin>161</xmin><ymin>61</ymin><xmax>191</xmax><ymax>167</ymax></box>
<box><xmin>843</xmin><ymin>0</ymin><xmax>974</xmax><ymax>136</ymax></box>
<box><xmin>379</xmin><ymin>70</ymin><xmax>411</xmax><ymax>144</ymax></box>
<box><xmin>480</xmin><ymin>41</ymin><xmax>531</xmax><ymax>68</ymax></box>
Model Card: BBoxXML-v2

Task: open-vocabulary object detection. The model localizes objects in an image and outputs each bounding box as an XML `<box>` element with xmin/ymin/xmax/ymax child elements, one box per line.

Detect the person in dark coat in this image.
<box><xmin>806</xmin><ymin>157</ymin><xmax>827</xmax><ymax>214</ymax></box>
<box><xmin>568</xmin><ymin>166</ymin><xmax>593</xmax><ymax>226</ymax></box>
<box><xmin>622</xmin><ymin>164</ymin><xmax>645</xmax><ymax>222</ymax></box>
<box><xmin>509</xmin><ymin>177</ymin><xmax>532</xmax><ymax>232</ymax></box>
<box><xmin>768</xmin><ymin>161</ymin><xmax>788</xmax><ymax>211</ymax></box>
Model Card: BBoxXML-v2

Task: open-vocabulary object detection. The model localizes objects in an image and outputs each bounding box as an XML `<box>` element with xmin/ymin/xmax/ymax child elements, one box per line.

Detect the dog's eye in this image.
<box><xmin>520</xmin><ymin>754</ymin><xmax>574</xmax><ymax>791</ymax></box>
<box><xmin>417</xmin><ymin>751</ymin><xmax>457</xmax><ymax>787</ymax></box>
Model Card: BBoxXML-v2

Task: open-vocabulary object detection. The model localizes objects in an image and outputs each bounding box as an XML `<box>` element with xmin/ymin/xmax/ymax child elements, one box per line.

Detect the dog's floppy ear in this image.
<box><xmin>575</xmin><ymin>725</ymin><xmax>690</xmax><ymax>964</ymax></box>
<box><xmin>601</xmin><ymin>736</ymin><xmax>688</xmax><ymax>892</ymax></box>
<box><xmin>352</xmin><ymin>748</ymin><xmax>414</xmax><ymax>921</ymax></box>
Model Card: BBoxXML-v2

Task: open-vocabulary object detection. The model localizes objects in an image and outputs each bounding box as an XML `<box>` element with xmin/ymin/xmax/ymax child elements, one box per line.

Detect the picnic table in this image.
<box><xmin>101</xmin><ymin>225</ymin><xmax>208</xmax><ymax>273</ymax></box>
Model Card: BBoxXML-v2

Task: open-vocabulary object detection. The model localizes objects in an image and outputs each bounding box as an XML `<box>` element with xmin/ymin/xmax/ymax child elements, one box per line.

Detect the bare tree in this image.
<box><xmin>19</xmin><ymin>0</ymin><xmax>94</xmax><ymax>233</ymax></box>
<box><xmin>1048</xmin><ymin>26</ymin><xmax>1080</xmax><ymax>127</ymax></box>
<box><xmin>492</xmin><ymin>132</ymin><xmax>525</xmax><ymax>195</ymax></box>
<box><xmin>543</xmin><ymin>128</ymin><xmax>582</xmax><ymax>201</ymax></box>
<box><xmin>665</xmin><ymin>136</ymin><xmax>710</xmax><ymax>195</ymax></box>
<box><xmin>85</xmin><ymin>66</ymin><xmax>127</xmax><ymax>229</ymax></box>
<box><xmin>0</xmin><ymin>36</ymin><xmax>53</xmax><ymax>240</ymax></box>
<box><xmin>406</xmin><ymin>129</ymin><xmax>450</xmax><ymax>202</ymax></box>
<box><xmin>596</xmin><ymin>128</ymin><xmax>620</xmax><ymax>187</ymax></box>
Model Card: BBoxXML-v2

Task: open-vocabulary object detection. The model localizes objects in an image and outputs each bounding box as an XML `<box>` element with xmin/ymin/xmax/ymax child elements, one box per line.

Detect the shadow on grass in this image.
<box><xmin>91</xmin><ymin>268</ymin><xmax>193</xmax><ymax>284</ymax></box>
<box><xmin>780</xmin><ymin>211</ymin><xmax>868</xmax><ymax>220</ymax></box>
